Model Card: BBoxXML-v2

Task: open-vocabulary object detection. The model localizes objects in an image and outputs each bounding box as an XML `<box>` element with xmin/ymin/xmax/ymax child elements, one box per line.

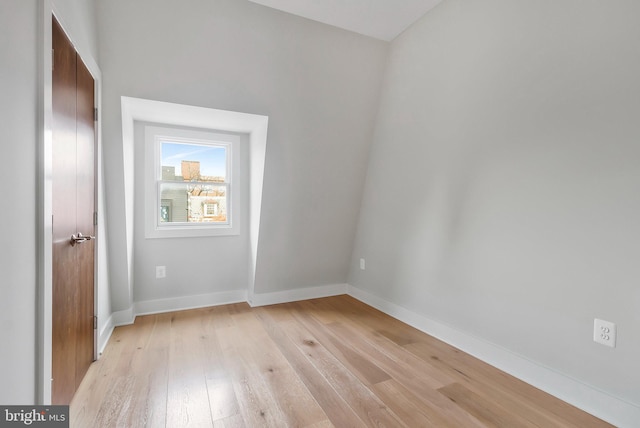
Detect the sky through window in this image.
<box><xmin>161</xmin><ymin>141</ymin><xmax>227</xmax><ymax>178</ymax></box>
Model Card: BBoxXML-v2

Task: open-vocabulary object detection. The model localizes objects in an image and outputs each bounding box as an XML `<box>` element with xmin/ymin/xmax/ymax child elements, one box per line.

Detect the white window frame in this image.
<box><xmin>144</xmin><ymin>125</ymin><xmax>241</xmax><ymax>238</ymax></box>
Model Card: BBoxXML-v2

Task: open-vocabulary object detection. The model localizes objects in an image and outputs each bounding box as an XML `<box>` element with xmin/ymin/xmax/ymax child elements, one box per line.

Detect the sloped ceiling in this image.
<box><xmin>247</xmin><ymin>0</ymin><xmax>443</xmax><ymax>41</ymax></box>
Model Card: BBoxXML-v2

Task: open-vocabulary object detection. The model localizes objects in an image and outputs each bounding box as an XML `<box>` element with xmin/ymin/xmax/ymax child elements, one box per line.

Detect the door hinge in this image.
<box><xmin>93</xmin><ymin>212</ymin><xmax>98</xmax><ymax>226</ymax></box>
<box><xmin>93</xmin><ymin>316</ymin><xmax>97</xmax><ymax>330</ymax></box>
<box><xmin>94</xmin><ymin>107</ymin><xmax>98</xmax><ymax>122</ymax></box>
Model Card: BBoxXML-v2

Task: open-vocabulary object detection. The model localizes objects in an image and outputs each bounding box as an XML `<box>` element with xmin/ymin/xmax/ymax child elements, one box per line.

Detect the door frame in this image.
<box><xmin>38</xmin><ymin>1</ymin><xmax>103</xmax><ymax>404</ymax></box>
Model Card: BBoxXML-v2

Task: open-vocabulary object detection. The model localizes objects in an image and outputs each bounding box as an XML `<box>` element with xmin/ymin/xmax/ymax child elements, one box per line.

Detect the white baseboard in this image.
<box><xmin>134</xmin><ymin>289</ymin><xmax>247</xmax><ymax>316</ymax></box>
<box><xmin>248</xmin><ymin>283</ymin><xmax>348</xmax><ymax>307</ymax></box>
<box><xmin>97</xmin><ymin>305</ymin><xmax>135</xmax><ymax>358</ymax></box>
<box><xmin>97</xmin><ymin>314</ymin><xmax>114</xmax><ymax>357</ymax></box>
<box><xmin>111</xmin><ymin>305</ymin><xmax>135</xmax><ymax>327</ymax></box>
<box><xmin>346</xmin><ymin>284</ymin><xmax>640</xmax><ymax>428</ymax></box>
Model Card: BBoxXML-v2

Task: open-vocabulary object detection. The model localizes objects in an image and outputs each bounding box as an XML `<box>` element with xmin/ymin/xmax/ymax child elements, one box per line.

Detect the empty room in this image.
<box><xmin>1</xmin><ymin>0</ymin><xmax>638</xmax><ymax>426</ymax></box>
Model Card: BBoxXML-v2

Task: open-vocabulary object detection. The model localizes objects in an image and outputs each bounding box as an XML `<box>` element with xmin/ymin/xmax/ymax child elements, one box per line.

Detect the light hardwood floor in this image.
<box><xmin>70</xmin><ymin>295</ymin><xmax>612</xmax><ymax>427</ymax></box>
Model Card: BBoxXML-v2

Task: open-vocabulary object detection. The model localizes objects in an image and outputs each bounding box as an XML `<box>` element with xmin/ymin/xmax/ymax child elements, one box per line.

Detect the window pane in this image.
<box><xmin>159</xmin><ymin>182</ymin><xmax>228</xmax><ymax>224</ymax></box>
<box><xmin>161</xmin><ymin>142</ymin><xmax>226</xmax><ymax>182</ymax></box>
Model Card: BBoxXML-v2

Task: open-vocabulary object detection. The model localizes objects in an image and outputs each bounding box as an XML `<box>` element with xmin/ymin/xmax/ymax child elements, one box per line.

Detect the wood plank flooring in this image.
<box><xmin>70</xmin><ymin>295</ymin><xmax>612</xmax><ymax>427</ymax></box>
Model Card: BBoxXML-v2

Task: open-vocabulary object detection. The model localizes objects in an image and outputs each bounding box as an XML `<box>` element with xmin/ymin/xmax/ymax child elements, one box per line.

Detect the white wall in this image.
<box><xmin>350</xmin><ymin>0</ymin><xmax>640</xmax><ymax>410</ymax></box>
<box><xmin>0</xmin><ymin>0</ymin><xmax>39</xmax><ymax>405</ymax></box>
<box><xmin>98</xmin><ymin>0</ymin><xmax>388</xmax><ymax>312</ymax></box>
<box><xmin>50</xmin><ymin>0</ymin><xmax>98</xmax><ymax>61</ymax></box>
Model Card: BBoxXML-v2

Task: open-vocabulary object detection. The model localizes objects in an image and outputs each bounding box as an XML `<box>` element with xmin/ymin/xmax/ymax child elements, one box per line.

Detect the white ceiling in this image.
<box><xmin>247</xmin><ymin>0</ymin><xmax>443</xmax><ymax>41</ymax></box>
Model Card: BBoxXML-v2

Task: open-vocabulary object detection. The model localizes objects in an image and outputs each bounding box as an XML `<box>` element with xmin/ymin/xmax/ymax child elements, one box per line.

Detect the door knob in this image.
<box><xmin>71</xmin><ymin>232</ymin><xmax>95</xmax><ymax>246</ymax></box>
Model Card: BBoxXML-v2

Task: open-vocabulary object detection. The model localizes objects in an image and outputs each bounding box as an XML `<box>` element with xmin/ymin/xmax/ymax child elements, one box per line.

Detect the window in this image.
<box><xmin>204</xmin><ymin>201</ymin><xmax>220</xmax><ymax>217</ymax></box>
<box><xmin>145</xmin><ymin>125</ymin><xmax>241</xmax><ymax>238</ymax></box>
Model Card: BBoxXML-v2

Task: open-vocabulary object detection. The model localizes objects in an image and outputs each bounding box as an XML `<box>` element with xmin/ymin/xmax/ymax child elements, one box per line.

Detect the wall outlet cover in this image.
<box><xmin>593</xmin><ymin>318</ymin><xmax>616</xmax><ymax>348</ymax></box>
<box><xmin>156</xmin><ymin>265</ymin><xmax>166</xmax><ymax>279</ymax></box>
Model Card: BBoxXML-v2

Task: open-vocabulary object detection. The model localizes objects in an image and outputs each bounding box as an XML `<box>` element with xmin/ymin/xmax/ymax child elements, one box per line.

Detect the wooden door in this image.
<box><xmin>52</xmin><ymin>17</ymin><xmax>96</xmax><ymax>405</ymax></box>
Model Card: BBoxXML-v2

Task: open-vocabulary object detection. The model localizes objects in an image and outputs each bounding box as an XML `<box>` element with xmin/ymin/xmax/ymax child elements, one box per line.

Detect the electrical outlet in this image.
<box><xmin>593</xmin><ymin>318</ymin><xmax>616</xmax><ymax>348</ymax></box>
<box><xmin>156</xmin><ymin>265</ymin><xmax>166</xmax><ymax>279</ymax></box>
<box><xmin>360</xmin><ymin>258</ymin><xmax>365</xmax><ymax>270</ymax></box>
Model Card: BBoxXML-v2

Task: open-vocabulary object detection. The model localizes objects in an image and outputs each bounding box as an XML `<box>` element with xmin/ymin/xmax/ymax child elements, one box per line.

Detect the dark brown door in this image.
<box><xmin>52</xmin><ymin>16</ymin><xmax>96</xmax><ymax>405</ymax></box>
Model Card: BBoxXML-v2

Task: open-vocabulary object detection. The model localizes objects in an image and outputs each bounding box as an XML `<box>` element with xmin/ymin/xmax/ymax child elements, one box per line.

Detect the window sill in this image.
<box><xmin>146</xmin><ymin>224</ymin><xmax>240</xmax><ymax>239</ymax></box>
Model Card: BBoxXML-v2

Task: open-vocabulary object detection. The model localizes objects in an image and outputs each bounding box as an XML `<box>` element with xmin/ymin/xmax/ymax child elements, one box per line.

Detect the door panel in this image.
<box><xmin>74</xmin><ymin>56</ymin><xmax>96</xmax><ymax>391</ymax></box>
<box><xmin>52</xmin><ymin>17</ymin><xmax>79</xmax><ymax>405</ymax></box>
<box><xmin>51</xmin><ymin>16</ymin><xmax>96</xmax><ymax>405</ymax></box>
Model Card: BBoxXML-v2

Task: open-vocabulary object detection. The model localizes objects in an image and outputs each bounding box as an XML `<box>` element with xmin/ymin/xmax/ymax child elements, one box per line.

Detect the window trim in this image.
<box><xmin>144</xmin><ymin>125</ymin><xmax>241</xmax><ymax>238</ymax></box>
